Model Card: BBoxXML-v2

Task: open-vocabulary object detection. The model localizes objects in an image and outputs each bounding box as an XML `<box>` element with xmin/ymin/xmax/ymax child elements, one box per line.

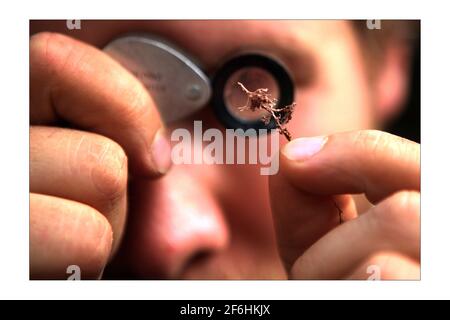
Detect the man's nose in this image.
<box><xmin>125</xmin><ymin>166</ymin><xmax>229</xmax><ymax>278</ymax></box>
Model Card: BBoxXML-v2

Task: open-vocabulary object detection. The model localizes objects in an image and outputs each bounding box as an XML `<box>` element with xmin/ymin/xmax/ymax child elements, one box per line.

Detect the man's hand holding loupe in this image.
<box><xmin>30</xmin><ymin>32</ymin><xmax>172</xmax><ymax>278</ymax></box>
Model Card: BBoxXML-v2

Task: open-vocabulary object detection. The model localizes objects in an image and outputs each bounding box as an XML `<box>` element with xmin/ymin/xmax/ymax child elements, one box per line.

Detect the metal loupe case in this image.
<box><xmin>103</xmin><ymin>34</ymin><xmax>212</xmax><ymax>124</ymax></box>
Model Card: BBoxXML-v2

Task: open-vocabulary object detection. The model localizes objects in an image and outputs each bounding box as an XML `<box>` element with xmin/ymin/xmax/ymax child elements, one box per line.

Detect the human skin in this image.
<box><xmin>29</xmin><ymin>20</ymin><xmax>420</xmax><ymax>279</ymax></box>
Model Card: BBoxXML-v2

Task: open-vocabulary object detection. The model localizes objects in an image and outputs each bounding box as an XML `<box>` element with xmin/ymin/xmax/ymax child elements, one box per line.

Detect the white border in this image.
<box><xmin>1</xmin><ymin>0</ymin><xmax>450</xmax><ymax>299</ymax></box>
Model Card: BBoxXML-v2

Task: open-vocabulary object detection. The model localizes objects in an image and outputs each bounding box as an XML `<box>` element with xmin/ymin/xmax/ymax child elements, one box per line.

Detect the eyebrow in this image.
<box><xmin>31</xmin><ymin>20</ymin><xmax>317</xmax><ymax>86</ymax></box>
<box><xmin>209</xmin><ymin>40</ymin><xmax>315</xmax><ymax>88</ymax></box>
<box><xmin>173</xmin><ymin>22</ymin><xmax>317</xmax><ymax>85</ymax></box>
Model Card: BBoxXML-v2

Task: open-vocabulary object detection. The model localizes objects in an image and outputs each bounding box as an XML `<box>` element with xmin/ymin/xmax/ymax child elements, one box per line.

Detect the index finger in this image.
<box><xmin>30</xmin><ymin>32</ymin><xmax>171</xmax><ymax>176</ymax></box>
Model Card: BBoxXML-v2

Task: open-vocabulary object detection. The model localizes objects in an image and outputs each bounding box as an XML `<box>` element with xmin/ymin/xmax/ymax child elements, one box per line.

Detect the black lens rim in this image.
<box><xmin>211</xmin><ymin>53</ymin><xmax>294</xmax><ymax>132</ymax></box>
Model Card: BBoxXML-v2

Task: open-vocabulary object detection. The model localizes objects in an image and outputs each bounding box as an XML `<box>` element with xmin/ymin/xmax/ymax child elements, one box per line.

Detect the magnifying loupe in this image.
<box><xmin>103</xmin><ymin>34</ymin><xmax>294</xmax><ymax>132</ymax></box>
<box><xmin>212</xmin><ymin>54</ymin><xmax>294</xmax><ymax>131</ymax></box>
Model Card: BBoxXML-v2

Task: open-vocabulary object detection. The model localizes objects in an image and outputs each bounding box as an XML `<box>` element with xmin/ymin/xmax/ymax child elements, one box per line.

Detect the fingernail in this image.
<box><xmin>283</xmin><ymin>136</ymin><xmax>328</xmax><ymax>161</ymax></box>
<box><xmin>150</xmin><ymin>128</ymin><xmax>172</xmax><ymax>174</ymax></box>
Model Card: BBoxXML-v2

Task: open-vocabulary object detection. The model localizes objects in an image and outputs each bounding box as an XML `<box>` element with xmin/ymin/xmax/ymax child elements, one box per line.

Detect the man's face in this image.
<box><xmin>31</xmin><ymin>20</ymin><xmax>377</xmax><ymax>279</ymax></box>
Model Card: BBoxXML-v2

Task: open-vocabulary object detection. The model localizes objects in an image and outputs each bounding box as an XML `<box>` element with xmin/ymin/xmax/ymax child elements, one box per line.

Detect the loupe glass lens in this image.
<box><xmin>223</xmin><ymin>67</ymin><xmax>280</xmax><ymax>122</ymax></box>
<box><xmin>212</xmin><ymin>53</ymin><xmax>294</xmax><ymax>132</ymax></box>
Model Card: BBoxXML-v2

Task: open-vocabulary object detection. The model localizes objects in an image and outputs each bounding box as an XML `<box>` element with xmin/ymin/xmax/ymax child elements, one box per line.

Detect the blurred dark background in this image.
<box><xmin>385</xmin><ymin>33</ymin><xmax>420</xmax><ymax>143</ymax></box>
